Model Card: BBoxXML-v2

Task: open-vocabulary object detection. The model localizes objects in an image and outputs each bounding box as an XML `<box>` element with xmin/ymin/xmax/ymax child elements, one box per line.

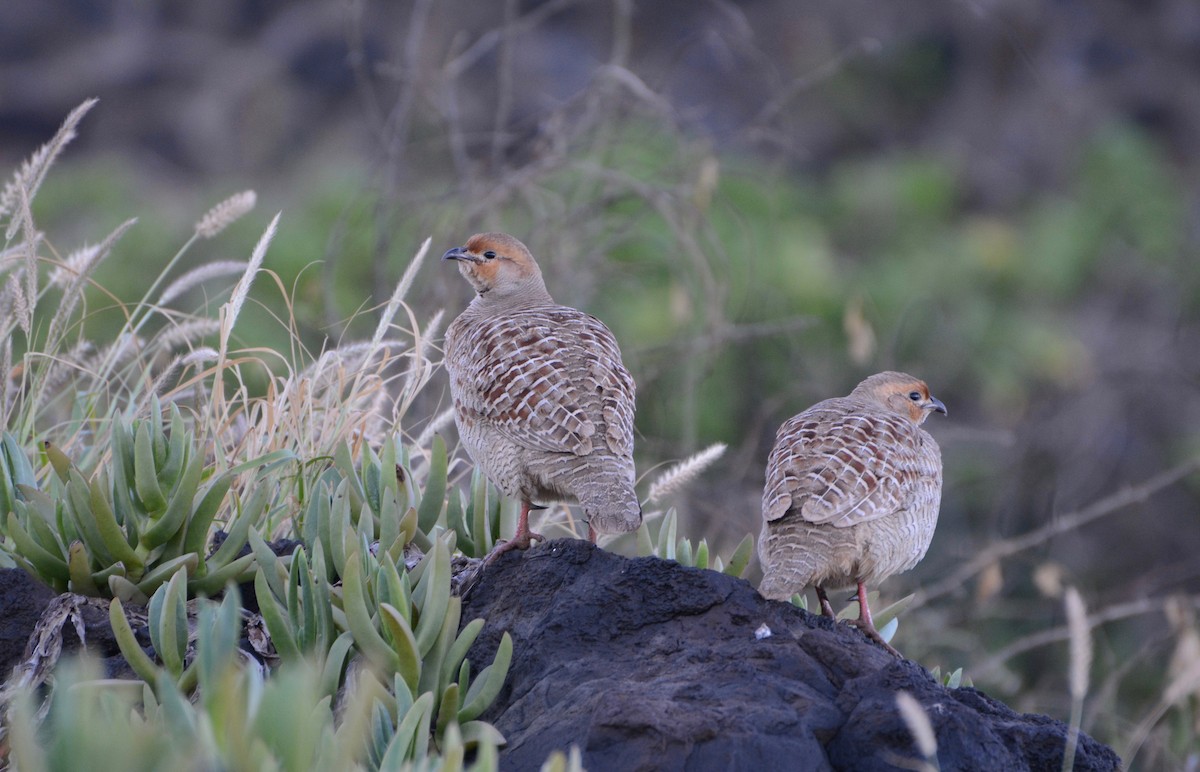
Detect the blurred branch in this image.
<box><xmin>912</xmin><ymin>456</ymin><xmax>1200</xmax><ymax>611</ymax></box>
<box><xmin>490</xmin><ymin>0</ymin><xmax>519</xmax><ymax>174</ymax></box>
<box><xmin>444</xmin><ymin>0</ymin><xmax>583</xmax><ymax>79</ymax></box>
<box><xmin>972</xmin><ymin>594</ymin><xmax>1200</xmax><ymax>679</ymax></box>
<box><xmin>745</xmin><ymin>37</ymin><xmax>882</xmax><ymax>129</ymax></box>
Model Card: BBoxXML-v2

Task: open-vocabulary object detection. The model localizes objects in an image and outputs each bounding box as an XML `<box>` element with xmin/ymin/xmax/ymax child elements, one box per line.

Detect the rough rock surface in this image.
<box><xmin>0</xmin><ymin>568</ymin><xmax>56</xmax><ymax>678</ymax></box>
<box><xmin>462</xmin><ymin>539</ymin><xmax>1121</xmax><ymax>772</ymax></box>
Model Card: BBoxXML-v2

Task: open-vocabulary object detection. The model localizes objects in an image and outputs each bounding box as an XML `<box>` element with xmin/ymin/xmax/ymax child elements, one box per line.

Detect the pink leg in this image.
<box><xmin>815</xmin><ymin>586</ymin><xmax>836</xmax><ymax>618</ymax></box>
<box><xmin>848</xmin><ymin>581</ymin><xmax>902</xmax><ymax>657</ymax></box>
<box><xmin>483</xmin><ymin>500</ymin><xmax>545</xmax><ymax>564</ymax></box>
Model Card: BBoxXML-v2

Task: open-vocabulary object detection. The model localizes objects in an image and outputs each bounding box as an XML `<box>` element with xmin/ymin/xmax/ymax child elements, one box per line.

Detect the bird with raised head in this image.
<box><xmin>758</xmin><ymin>371</ymin><xmax>946</xmax><ymax>656</ymax></box>
<box><xmin>442</xmin><ymin>232</ymin><xmax>642</xmax><ymax>561</ymax></box>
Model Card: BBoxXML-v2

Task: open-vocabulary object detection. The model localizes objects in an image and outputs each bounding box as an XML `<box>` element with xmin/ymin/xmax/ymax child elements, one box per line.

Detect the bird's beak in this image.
<box><xmin>928</xmin><ymin>397</ymin><xmax>947</xmax><ymax>415</ymax></box>
<box><xmin>442</xmin><ymin>246</ymin><xmax>478</xmax><ymax>263</ymax></box>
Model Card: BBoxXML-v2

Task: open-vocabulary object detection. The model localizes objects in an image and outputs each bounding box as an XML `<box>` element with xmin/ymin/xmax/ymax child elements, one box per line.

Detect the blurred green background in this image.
<box><xmin>4</xmin><ymin>0</ymin><xmax>1200</xmax><ymax>764</ymax></box>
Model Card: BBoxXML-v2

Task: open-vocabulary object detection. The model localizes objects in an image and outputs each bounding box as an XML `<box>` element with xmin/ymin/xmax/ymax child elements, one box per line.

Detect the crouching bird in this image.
<box><xmin>442</xmin><ymin>232</ymin><xmax>642</xmax><ymax>562</ymax></box>
<box><xmin>758</xmin><ymin>371</ymin><xmax>946</xmax><ymax>656</ymax></box>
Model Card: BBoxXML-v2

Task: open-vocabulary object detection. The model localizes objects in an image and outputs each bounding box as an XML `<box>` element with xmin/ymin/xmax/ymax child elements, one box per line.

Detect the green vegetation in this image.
<box><xmin>3</xmin><ymin>81</ymin><xmax>1198</xmax><ymax>766</ymax></box>
<box><xmin>0</xmin><ymin>103</ymin><xmax>754</xmax><ymax>770</ymax></box>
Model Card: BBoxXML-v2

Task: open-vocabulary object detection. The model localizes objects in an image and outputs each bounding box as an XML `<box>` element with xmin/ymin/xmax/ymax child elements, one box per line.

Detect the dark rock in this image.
<box><xmin>462</xmin><ymin>539</ymin><xmax>1120</xmax><ymax>772</ymax></box>
<box><xmin>209</xmin><ymin>530</ymin><xmax>303</xmax><ymax>614</ymax></box>
<box><xmin>0</xmin><ymin>568</ymin><xmax>56</xmax><ymax>678</ymax></box>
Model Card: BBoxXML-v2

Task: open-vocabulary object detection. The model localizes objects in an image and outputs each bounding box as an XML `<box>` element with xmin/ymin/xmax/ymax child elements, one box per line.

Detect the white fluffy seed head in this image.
<box><xmin>195</xmin><ymin>191</ymin><xmax>257</xmax><ymax>239</ymax></box>
<box><xmin>1064</xmin><ymin>587</ymin><xmax>1092</xmax><ymax>701</ymax></box>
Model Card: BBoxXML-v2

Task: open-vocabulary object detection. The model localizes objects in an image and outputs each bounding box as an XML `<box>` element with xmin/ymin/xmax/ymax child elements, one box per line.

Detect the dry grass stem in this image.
<box><xmin>647</xmin><ymin>443</ymin><xmax>727</xmax><ymax>503</ymax></box>
<box><xmin>195</xmin><ymin>190</ymin><xmax>257</xmax><ymax>239</ymax></box>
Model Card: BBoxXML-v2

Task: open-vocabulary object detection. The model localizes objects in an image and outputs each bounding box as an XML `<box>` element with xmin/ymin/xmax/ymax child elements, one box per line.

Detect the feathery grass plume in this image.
<box><xmin>0</xmin><ymin>98</ymin><xmax>97</xmax><ymax>227</ymax></box>
<box><xmin>194</xmin><ymin>191</ymin><xmax>257</xmax><ymax>239</ymax></box>
<box><xmin>219</xmin><ymin>212</ymin><xmax>279</xmax><ymax>353</ymax></box>
<box><xmin>895</xmin><ymin>691</ymin><xmax>939</xmax><ymax>771</ymax></box>
<box><xmin>1064</xmin><ymin>587</ymin><xmax>1092</xmax><ymax>703</ymax></box>
<box><xmin>5</xmin><ymin>273</ymin><xmax>31</xmax><ymax>337</ymax></box>
<box><xmin>647</xmin><ymin>442</ymin><xmax>727</xmax><ymax>503</ymax></box>
<box><xmin>369</xmin><ymin>236</ymin><xmax>430</xmax><ymax>352</ymax></box>
<box><xmin>147</xmin><ymin>354</ymin><xmax>186</xmax><ymax>398</ymax></box>
<box><xmin>393</xmin><ymin>303</ymin><xmax>439</xmax><ymax>421</ymax></box>
<box><xmin>1062</xmin><ymin>586</ymin><xmax>1091</xmax><ymax>772</ymax></box>
<box><xmin>154</xmin><ymin>318</ymin><xmax>223</xmax><ymax>352</ymax></box>
<box><xmin>181</xmin><ymin>347</ymin><xmax>219</xmax><ymax>366</ymax></box>
<box><xmin>44</xmin><ymin>218</ymin><xmax>136</xmax><ymax>352</ymax></box>
<box><xmin>15</xmin><ymin>183</ymin><xmax>39</xmax><ymax>324</ymax></box>
<box><xmin>157</xmin><ymin>260</ymin><xmax>248</xmax><ymax>306</ymax></box>
<box><xmin>48</xmin><ymin>243</ymin><xmax>102</xmax><ymax>289</ymax></box>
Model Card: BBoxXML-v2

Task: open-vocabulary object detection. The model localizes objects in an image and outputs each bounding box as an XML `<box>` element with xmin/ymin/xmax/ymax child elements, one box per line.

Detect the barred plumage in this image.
<box><xmin>443</xmin><ymin>233</ymin><xmax>641</xmax><ymax>558</ymax></box>
<box><xmin>758</xmin><ymin>371</ymin><xmax>945</xmax><ymax>655</ymax></box>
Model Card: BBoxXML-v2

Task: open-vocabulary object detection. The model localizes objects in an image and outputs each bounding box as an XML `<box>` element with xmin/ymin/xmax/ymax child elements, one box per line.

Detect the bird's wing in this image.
<box><xmin>762</xmin><ymin>402</ymin><xmax>939</xmax><ymax>528</ymax></box>
<box><xmin>449</xmin><ymin>307</ymin><xmax>634</xmax><ymax>457</ymax></box>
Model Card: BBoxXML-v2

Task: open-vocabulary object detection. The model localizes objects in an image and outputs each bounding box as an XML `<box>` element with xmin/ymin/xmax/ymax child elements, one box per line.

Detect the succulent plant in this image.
<box><xmin>3</xmin><ymin>398</ymin><xmax>278</xmax><ymax>603</ymax></box>
<box><xmin>636</xmin><ymin>508</ymin><xmax>754</xmax><ymax>578</ymax></box>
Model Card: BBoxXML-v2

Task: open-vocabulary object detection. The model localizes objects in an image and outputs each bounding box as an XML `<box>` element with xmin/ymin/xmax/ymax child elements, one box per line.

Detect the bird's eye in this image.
<box><xmin>483</xmin><ymin>250</ymin><xmax>496</xmax><ymax>259</ymax></box>
<box><xmin>908</xmin><ymin>391</ymin><xmax>922</xmax><ymax>401</ymax></box>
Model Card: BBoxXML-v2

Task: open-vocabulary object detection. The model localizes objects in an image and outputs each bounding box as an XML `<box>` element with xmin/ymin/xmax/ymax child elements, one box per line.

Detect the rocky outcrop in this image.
<box><xmin>462</xmin><ymin>539</ymin><xmax>1120</xmax><ymax>772</ymax></box>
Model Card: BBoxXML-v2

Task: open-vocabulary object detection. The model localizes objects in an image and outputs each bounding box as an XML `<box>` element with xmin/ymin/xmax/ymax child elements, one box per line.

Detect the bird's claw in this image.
<box><xmin>482</xmin><ymin>530</ymin><xmax>545</xmax><ymax>566</ymax></box>
<box><xmin>848</xmin><ymin>617</ymin><xmax>903</xmax><ymax>658</ymax></box>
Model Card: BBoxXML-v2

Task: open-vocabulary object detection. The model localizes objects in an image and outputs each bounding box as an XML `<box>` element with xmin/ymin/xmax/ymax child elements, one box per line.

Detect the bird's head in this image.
<box><xmin>851</xmin><ymin>371</ymin><xmax>947</xmax><ymax>425</ymax></box>
<box><xmin>442</xmin><ymin>232</ymin><xmax>550</xmax><ymax>303</ymax></box>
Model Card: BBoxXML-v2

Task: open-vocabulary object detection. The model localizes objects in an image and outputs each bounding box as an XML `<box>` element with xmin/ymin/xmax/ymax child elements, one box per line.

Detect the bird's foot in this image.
<box><xmin>482</xmin><ymin>529</ymin><xmax>545</xmax><ymax>566</ymax></box>
<box><xmin>815</xmin><ymin>587</ymin><xmax>837</xmax><ymax>619</ymax></box>
<box><xmin>848</xmin><ymin>617</ymin><xmax>903</xmax><ymax>658</ymax></box>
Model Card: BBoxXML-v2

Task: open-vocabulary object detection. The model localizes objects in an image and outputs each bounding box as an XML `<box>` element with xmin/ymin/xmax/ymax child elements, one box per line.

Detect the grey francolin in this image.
<box><xmin>442</xmin><ymin>233</ymin><xmax>642</xmax><ymax>560</ymax></box>
<box><xmin>758</xmin><ymin>371</ymin><xmax>945</xmax><ymax>655</ymax></box>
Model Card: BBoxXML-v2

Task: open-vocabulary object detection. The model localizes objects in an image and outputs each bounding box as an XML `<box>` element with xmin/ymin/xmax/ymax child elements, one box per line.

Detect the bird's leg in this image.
<box><xmin>815</xmin><ymin>586</ymin><xmax>837</xmax><ymax>619</ymax></box>
<box><xmin>483</xmin><ymin>500</ymin><xmax>545</xmax><ymax>565</ymax></box>
<box><xmin>848</xmin><ymin>581</ymin><xmax>902</xmax><ymax>657</ymax></box>
<box><xmin>587</xmin><ymin>523</ymin><xmax>597</xmax><ymax>543</ymax></box>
